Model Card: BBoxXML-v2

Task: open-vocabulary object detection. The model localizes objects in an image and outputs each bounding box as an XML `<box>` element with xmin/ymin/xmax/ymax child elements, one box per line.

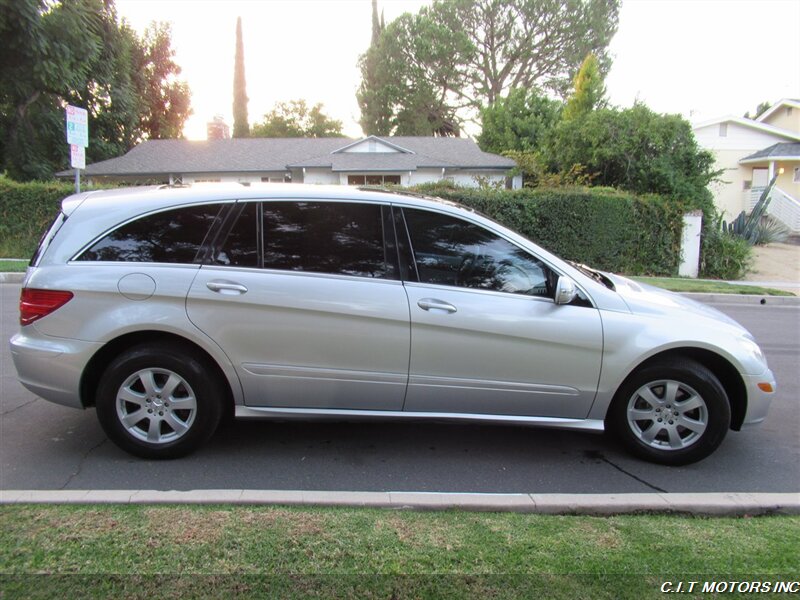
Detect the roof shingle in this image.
<box><xmin>68</xmin><ymin>136</ymin><xmax>515</xmax><ymax>177</ymax></box>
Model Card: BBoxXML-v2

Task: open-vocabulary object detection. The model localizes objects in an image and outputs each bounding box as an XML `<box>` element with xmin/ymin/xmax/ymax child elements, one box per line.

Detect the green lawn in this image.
<box><xmin>631</xmin><ymin>276</ymin><xmax>794</xmax><ymax>296</ymax></box>
<box><xmin>1</xmin><ymin>506</ymin><xmax>797</xmax><ymax>598</ymax></box>
<box><xmin>0</xmin><ymin>260</ymin><xmax>27</xmax><ymax>272</ymax></box>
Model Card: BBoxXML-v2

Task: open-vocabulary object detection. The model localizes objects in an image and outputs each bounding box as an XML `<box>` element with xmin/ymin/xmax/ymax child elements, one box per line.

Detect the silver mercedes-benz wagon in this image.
<box><xmin>10</xmin><ymin>184</ymin><xmax>776</xmax><ymax>463</ymax></box>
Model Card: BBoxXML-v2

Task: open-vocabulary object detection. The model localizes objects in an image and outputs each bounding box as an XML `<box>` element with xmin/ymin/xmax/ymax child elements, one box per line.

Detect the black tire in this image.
<box><xmin>606</xmin><ymin>359</ymin><xmax>731</xmax><ymax>465</ymax></box>
<box><xmin>95</xmin><ymin>342</ymin><xmax>224</xmax><ymax>459</ymax></box>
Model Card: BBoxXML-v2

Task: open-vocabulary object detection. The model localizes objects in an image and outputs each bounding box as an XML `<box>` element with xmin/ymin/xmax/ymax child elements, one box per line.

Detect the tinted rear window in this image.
<box><xmin>262</xmin><ymin>201</ymin><xmax>390</xmax><ymax>278</ymax></box>
<box><xmin>77</xmin><ymin>204</ymin><xmax>224</xmax><ymax>264</ymax></box>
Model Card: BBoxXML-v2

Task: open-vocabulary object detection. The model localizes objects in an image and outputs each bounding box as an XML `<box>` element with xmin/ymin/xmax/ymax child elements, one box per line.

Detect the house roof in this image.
<box><xmin>755</xmin><ymin>98</ymin><xmax>800</xmax><ymax>123</ymax></box>
<box><xmin>64</xmin><ymin>136</ymin><xmax>515</xmax><ymax>177</ymax></box>
<box><xmin>740</xmin><ymin>142</ymin><xmax>800</xmax><ymax>164</ymax></box>
<box><xmin>692</xmin><ymin>116</ymin><xmax>800</xmax><ymax>141</ymax></box>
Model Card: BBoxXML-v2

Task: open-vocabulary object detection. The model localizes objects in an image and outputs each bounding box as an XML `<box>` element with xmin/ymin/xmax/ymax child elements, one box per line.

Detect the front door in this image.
<box><xmin>399</xmin><ymin>206</ymin><xmax>603</xmax><ymax>418</ymax></box>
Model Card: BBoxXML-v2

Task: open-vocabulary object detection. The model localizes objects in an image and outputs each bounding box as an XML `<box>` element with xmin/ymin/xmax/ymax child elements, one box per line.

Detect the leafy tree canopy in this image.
<box><xmin>0</xmin><ymin>0</ymin><xmax>191</xmax><ymax>181</ymax></box>
<box><xmin>357</xmin><ymin>0</ymin><xmax>619</xmax><ymax>136</ymax></box>
<box><xmin>743</xmin><ymin>100</ymin><xmax>771</xmax><ymax>120</ymax></box>
<box><xmin>477</xmin><ymin>88</ymin><xmax>561</xmax><ymax>154</ymax></box>
<box><xmin>562</xmin><ymin>53</ymin><xmax>606</xmax><ymax>121</ymax></box>
<box><xmin>547</xmin><ymin>103</ymin><xmax>717</xmax><ymax>206</ymax></box>
<box><xmin>251</xmin><ymin>100</ymin><xmax>343</xmax><ymax>138</ymax></box>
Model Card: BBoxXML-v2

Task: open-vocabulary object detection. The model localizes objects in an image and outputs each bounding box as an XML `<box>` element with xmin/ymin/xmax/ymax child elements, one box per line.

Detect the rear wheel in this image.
<box><xmin>607</xmin><ymin>359</ymin><xmax>730</xmax><ymax>465</ymax></box>
<box><xmin>96</xmin><ymin>343</ymin><xmax>223</xmax><ymax>459</ymax></box>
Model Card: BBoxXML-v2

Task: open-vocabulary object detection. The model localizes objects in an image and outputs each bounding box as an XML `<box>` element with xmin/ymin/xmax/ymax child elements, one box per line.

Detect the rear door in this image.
<box><xmin>186</xmin><ymin>199</ymin><xmax>410</xmax><ymax>411</ymax></box>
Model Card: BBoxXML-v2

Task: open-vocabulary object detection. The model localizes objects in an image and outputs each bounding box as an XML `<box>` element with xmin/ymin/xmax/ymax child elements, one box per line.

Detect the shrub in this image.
<box><xmin>0</xmin><ymin>176</ymin><xmax>76</xmax><ymax>257</ymax></box>
<box><xmin>700</xmin><ymin>230</ymin><xmax>752</xmax><ymax>280</ymax></box>
<box><xmin>411</xmin><ymin>183</ymin><xmax>685</xmax><ymax>276</ymax></box>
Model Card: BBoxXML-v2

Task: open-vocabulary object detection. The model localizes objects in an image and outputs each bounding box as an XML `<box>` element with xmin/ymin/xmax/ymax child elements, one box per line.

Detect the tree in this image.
<box><xmin>0</xmin><ymin>0</ymin><xmax>192</xmax><ymax>181</ymax></box>
<box><xmin>562</xmin><ymin>53</ymin><xmax>606</xmax><ymax>121</ymax></box>
<box><xmin>232</xmin><ymin>16</ymin><xmax>249</xmax><ymax>138</ymax></box>
<box><xmin>0</xmin><ymin>0</ymin><xmax>103</xmax><ymax>180</ymax></box>
<box><xmin>136</xmin><ymin>22</ymin><xmax>192</xmax><ymax>140</ymax></box>
<box><xmin>477</xmin><ymin>88</ymin><xmax>561</xmax><ymax>154</ymax></box>
<box><xmin>547</xmin><ymin>103</ymin><xmax>717</xmax><ymax>206</ymax></box>
<box><xmin>251</xmin><ymin>100</ymin><xmax>343</xmax><ymax>138</ymax></box>
<box><xmin>357</xmin><ymin>0</ymin><xmax>620</xmax><ymax>134</ymax></box>
<box><xmin>356</xmin><ymin>0</ymin><xmax>393</xmax><ymax>135</ymax></box>
<box><xmin>743</xmin><ymin>100</ymin><xmax>772</xmax><ymax>120</ymax></box>
<box><xmin>358</xmin><ymin>7</ymin><xmax>471</xmax><ymax>136</ymax></box>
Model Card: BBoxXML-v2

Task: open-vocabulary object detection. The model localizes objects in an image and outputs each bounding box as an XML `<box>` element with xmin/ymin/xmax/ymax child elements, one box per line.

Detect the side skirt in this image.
<box><xmin>234</xmin><ymin>405</ymin><xmax>605</xmax><ymax>432</ymax></box>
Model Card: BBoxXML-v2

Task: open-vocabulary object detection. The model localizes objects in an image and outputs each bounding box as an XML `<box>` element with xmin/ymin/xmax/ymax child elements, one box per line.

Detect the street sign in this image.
<box><xmin>70</xmin><ymin>144</ymin><xmax>85</xmax><ymax>170</ymax></box>
<box><xmin>66</xmin><ymin>105</ymin><xmax>88</xmax><ymax>147</ymax></box>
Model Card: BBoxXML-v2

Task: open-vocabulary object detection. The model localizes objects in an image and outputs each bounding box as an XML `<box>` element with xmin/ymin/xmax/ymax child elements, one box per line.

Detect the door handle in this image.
<box><xmin>417</xmin><ymin>298</ymin><xmax>457</xmax><ymax>313</ymax></box>
<box><xmin>206</xmin><ymin>280</ymin><xmax>248</xmax><ymax>295</ymax></box>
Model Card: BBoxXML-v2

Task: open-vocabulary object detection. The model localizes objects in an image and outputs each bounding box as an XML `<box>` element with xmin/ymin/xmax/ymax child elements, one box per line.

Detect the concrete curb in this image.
<box><xmin>1</xmin><ymin>490</ymin><xmax>797</xmax><ymax>516</ymax></box>
<box><xmin>0</xmin><ymin>272</ymin><xmax>24</xmax><ymax>284</ymax></box>
<box><xmin>681</xmin><ymin>292</ymin><xmax>800</xmax><ymax>305</ymax></box>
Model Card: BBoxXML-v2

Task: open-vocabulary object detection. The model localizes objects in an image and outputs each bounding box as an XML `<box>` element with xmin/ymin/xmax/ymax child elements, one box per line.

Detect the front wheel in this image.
<box><xmin>95</xmin><ymin>343</ymin><xmax>224</xmax><ymax>459</ymax></box>
<box><xmin>607</xmin><ymin>359</ymin><xmax>731</xmax><ymax>465</ymax></box>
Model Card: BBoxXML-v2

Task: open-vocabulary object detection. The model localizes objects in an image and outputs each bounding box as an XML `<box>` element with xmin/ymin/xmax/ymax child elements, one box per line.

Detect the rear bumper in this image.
<box><xmin>740</xmin><ymin>368</ymin><xmax>777</xmax><ymax>427</ymax></box>
<box><xmin>9</xmin><ymin>329</ymin><xmax>101</xmax><ymax>409</ymax></box>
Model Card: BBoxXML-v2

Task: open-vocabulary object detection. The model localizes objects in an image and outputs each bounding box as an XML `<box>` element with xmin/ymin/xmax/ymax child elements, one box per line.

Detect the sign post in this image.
<box><xmin>66</xmin><ymin>105</ymin><xmax>88</xmax><ymax>193</ymax></box>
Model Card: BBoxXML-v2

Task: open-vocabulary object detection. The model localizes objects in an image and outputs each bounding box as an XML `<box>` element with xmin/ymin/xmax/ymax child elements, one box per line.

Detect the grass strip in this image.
<box><xmin>630</xmin><ymin>276</ymin><xmax>794</xmax><ymax>296</ymax></box>
<box><xmin>0</xmin><ymin>506</ymin><xmax>797</xmax><ymax>598</ymax></box>
<box><xmin>0</xmin><ymin>260</ymin><xmax>27</xmax><ymax>273</ymax></box>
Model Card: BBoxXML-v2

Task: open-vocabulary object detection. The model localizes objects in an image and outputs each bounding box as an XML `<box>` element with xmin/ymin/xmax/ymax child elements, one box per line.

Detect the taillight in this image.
<box><xmin>19</xmin><ymin>289</ymin><xmax>74</xmax><ymax>326</ymax></box>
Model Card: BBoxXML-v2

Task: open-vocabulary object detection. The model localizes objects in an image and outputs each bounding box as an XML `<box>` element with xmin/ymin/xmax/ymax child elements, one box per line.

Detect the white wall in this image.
<box><xmin>340</xmin><ymin>139</ymin><xmax>401</xmax><ymax>153</ymax></box>
<box><xmin>407</xmin><ymin>169</ymin><xmax>509</xmax><ymax>188</ymax></box>
<box><xmin>694</xmin><ymin>122</ymin><xmax>797</xmax><ymax>219</ymax></box>
<box><xmin>693</xmin><ymin>122</ymin><xmax>791</xmax><ymax>151</ymax></box>
<box><xmin>182</xmin><ymin>171</ymin><xmax>286</xmax><ymax>184</ymax></box>
<box><xmin>302</xmin><ymin>169</ymin><xmax>339</xmax><ymax>184</ymax></box>
<box><xmin>182</xmin><ymin>168</ymin><xmax>514</xmax><ymax>189</ymax></box>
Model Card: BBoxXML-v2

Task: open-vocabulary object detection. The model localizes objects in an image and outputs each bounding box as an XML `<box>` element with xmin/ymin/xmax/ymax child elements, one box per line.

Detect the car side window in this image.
<box><xmin>262</xmin><ymin>201</ymin><xmax>394</xmax><ymax>279</ymax></box>
<box><xmin>77</xmin><ymin>204</ymin><xmax>224</xmax><ymax>264</ymax></box>
<box><xmin>212</xmin><ymin>201</ymin><xmax>259</xmax><ymax>267</ymax></box>
<box><xmin>402</xmin><ymin>207</ymin><xmax>556</xmax><ymax>298</ymax></box>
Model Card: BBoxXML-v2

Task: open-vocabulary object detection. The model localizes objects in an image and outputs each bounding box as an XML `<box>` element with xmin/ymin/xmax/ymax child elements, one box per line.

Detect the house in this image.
<box><xmin>693</xmin><ymin>99</ymin><xmax>800</xmax><ymax>232</ymax></box>
<box><xmin>61</xmin><ymin>136</ymin><xmax>521</xmax><ymax>189</ymax></box>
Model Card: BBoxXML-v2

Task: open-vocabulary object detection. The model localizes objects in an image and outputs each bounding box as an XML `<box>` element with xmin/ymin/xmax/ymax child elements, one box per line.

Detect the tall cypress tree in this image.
<box><xmin>232</xmin><ymin>16</ymin><xmax>249</xmax><ymax>138</ymax></box>
<box><xmin>563</xmin><ymin>53</ymin><xmax>606</xmax><ymax>122</ymax></box>
<box><xmin>357</xmin><ymin>0</ymin><xmax>392</xmax><ymax>135</ymax></box>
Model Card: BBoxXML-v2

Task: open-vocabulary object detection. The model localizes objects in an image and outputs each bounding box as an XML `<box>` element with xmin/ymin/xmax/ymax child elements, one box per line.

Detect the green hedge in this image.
<box><xmin>410</xmin><ymin>183</ymin><xmax>686</xmax><ymax>276</ymax></box>
<box><xmin>0</xmin><ymin>177</ymin><xmax>744</xmax><ymax>279</ymax></box>
<box><xmin>0</xmin><ymin>177</ymin><xmax>76</xmax><ymax>257</ymax></box>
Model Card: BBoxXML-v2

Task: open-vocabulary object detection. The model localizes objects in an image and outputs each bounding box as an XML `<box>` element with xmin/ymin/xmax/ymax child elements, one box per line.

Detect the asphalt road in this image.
<box><xmin>1</xmin><ymin>283</ymin><xmax>798</xmax><ymax>493</ymax></box>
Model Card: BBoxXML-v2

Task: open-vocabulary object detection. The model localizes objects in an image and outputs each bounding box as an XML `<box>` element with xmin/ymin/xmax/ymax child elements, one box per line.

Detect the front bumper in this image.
<box><xmin>740</xmin><ymin>368</ymin><xmax>777</xmax><ymax>427</ymax></box>
<box><xmin>9</xmin><ymin>329</ymin><xmax>102</xmax><ymax>409</ymax></box>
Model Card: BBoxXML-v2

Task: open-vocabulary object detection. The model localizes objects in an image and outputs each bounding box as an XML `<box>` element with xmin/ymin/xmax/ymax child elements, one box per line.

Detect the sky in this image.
<box><xmin>114</xmin><ymin>0</ymin><xmax>800</xmax><ymax>140</ymax></box>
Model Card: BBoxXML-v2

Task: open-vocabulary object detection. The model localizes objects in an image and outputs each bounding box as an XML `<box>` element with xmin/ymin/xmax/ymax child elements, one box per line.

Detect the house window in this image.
<box><xmin>788</xmin><ymin>107</ymin><xmax>793</xmax><ymax>116</ymax></box>
<box><xmin>194</xmin><ymin>178</ymin><xmax>220</xmax><ymax>183</ymax></box>
<box><xmin>261</xmin><ymin>177</ymin><xmax>285</xmax><ymax>183</ymax></box>
<box><xmin>794</xmin><ymin>167</ymin><xmax>800</xmax><ymax>183</ymax></box>
<box><xmin>347</xmin><ymin>174</ymin><xmax>402</xmax><ymax>186</ymax></box>
<box><xmin>719</xmin><ymin>123</ymin><xmax>728</xmax><ymax>137</ymax></box>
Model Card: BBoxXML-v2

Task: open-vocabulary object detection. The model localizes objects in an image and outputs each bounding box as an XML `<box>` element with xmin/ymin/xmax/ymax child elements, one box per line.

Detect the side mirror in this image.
<box><xmin>554</xmin><ymin>276</ymin><xmax>578</xmax><ymax>305</ymax></box>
